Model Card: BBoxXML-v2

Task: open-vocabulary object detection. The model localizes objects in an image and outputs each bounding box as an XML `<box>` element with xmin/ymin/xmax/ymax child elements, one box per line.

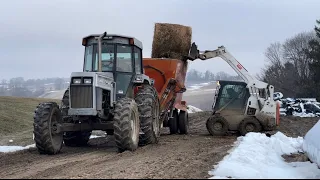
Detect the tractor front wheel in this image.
<box><xmin>113</xmin><ymin>97</ymin><xmax>140</xmax><ymax>153</ymax></box>
<box><xmin>33</xmin><ymin>102</ymin><xmax>63</xmax><ymax>155</ymax></box>
<box><xmin>135</xmin><ymin>84</ymin><xmax>160</xmax><ymax>146</ymax></box>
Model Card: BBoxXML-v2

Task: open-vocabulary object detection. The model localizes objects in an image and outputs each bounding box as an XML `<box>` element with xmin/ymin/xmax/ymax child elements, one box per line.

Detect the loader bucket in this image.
<box><xmin>142</xmin><ymin>58</ymin><xmax>188</xmax><ymax>112</ymax></box>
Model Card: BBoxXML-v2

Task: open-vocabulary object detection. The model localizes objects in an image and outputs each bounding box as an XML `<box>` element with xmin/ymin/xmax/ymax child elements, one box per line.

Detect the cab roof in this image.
<box><xmin>82</xmin><ymin>34</ymin><xmax>143</xmax><ymax>49</ymax></box>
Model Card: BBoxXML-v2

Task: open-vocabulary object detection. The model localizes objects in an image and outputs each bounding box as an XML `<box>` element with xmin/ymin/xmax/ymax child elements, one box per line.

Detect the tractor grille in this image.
<box><xmin>70</xmin><ymin>85</ymin><xmax>93</xmax><ymax>108</ymax></box>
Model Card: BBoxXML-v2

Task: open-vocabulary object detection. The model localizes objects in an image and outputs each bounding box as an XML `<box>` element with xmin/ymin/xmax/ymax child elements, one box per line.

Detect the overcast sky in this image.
<box><xmin>0</xmin><ymin>0</ymin><xmax>319</xmax><ymax>80</ymax></box>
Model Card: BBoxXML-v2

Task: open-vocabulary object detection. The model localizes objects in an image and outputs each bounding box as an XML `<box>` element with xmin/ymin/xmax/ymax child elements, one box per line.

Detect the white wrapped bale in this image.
<box><xmin>303</xmin><ymin>119</ymin><xmax>320</xmax><ymax>168</ymax></box>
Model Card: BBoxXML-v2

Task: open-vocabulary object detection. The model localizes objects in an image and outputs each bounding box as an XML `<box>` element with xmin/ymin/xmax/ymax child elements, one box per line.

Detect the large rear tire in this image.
<box><xmin>135</xmin><ymin>84</ymin><xmax>160</xmax><ymax>146</ymax></box>
<box><xmin>113</xmin><ymin>97</ymin><xmax>140</xmax><ymax>153</ymax></box>
<box><xmin>206</xmin><ymin>115</ymin><xmax>229</xmax><ymax>136</ymax></box>
<box><xmin>238</xmin><ymin>117</ymin><xmax>262</xmax><ymax>136</ymax></box>
<box><xmin>63</xmin><ymin>131</ymin><xmax>92</xmax><ymax>147</ymax></box>
<box><xmin>178</xmin><ymin>110</ymin><xmax>189</xmax><ymax>134</ymax></box>
<box><xmin>33</xmin><ymin>102</ymin><xmax>63</xmax><ymax>155</ymax></box>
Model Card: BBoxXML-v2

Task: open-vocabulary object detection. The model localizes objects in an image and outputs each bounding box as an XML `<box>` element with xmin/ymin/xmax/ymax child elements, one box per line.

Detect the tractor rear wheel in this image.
<box><xmin>206</xmin><ymin>115</ymin><xmax>229</xmax><ymax>136</ymax></box>
<box><xmin>63</xmin><ymin>131</ymin><xmax>92</xmax><ymax>147</ymax></box>
<box><xmin>113</xmin><ymin>97</ymin><xmax>140</xmax><ymax>153</ymax></box>
<box><xmin>33</xmin><ymin>102</ymin><xmax>63</xmax><ymax>155</ymax></box>
<box><xmin>135</xmin><ymin>84</ymin><xmax>160</xmax><ymax>146</ymax></box>
<box><xmin>178</xmin><ymin>110</ymin><xmax>189</xmax><ymax>134</ymax></box>
<box><xmin>238</xmin><ymin>117</ymin><xmax>262</xmax><ymax>136</ymax></box>
<box><xmin>169</xmin><ymin>109</ymin><xmax>179</xmax><ymax>134</ymax></box>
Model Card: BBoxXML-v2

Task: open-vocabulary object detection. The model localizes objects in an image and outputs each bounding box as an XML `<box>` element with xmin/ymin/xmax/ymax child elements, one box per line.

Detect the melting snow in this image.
<box><xmin>188</xmin><ymin>82</ymin><xmax>210</xmax><ymax>90</ymax></box>
<box><xmin>187</xmin><ymin>105</ymin><xmax>203</xmax><ymax>113</ymax></box>
<box><xmin>0</xmin><ymin>135</ymin><xmax>103</xmax><ymax>153</ymax></box>
<box><xmin>209</xmin><ymin>132</ymin><xmax>320</xmax><ymax>179</ymax></box>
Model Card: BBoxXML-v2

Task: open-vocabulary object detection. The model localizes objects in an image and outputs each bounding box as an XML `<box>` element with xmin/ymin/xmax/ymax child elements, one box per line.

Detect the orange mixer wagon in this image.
<box><xmin>142</xmin><ymin>58</ymin><xmax>189</xmax><ymax>134</ymax></box>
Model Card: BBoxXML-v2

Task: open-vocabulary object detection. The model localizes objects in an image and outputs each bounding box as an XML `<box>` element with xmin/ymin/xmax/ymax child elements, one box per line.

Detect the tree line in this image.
<box><xmin>259</xmin><ymin>19</ymin><xmax>320</xmax><ymax>99</ymax></box>
<box><xmin>0</xmin><ymin>77</ymin><xmax>68</xmax><ymax>97</ymax></box>
<box><xmin>186</xmin><ymin>69</ymin><xmax>242</xmax><ymax>82</ymax></box>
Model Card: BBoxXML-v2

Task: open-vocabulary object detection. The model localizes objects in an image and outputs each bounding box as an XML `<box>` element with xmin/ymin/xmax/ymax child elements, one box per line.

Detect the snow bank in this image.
<box><xmin>303</xmin><ymin>120</ymin><xmax>320</xmax><ymax>168</ymax></box>
<box><xmin>209</xmin><ymin>132</ymin><xmax>320</xmax><ymax>179</ymax></box>
<box><xmin>187</xmin><ymin>105</ymin><xmax>202</xmax><ymax>113</ymax></box>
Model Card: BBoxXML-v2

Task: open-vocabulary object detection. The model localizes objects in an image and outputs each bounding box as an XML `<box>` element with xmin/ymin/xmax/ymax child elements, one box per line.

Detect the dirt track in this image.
<box><xmin>0</xmin><ymin>111</ymin><xmax>237</xmax><ymax>179</ymax></box>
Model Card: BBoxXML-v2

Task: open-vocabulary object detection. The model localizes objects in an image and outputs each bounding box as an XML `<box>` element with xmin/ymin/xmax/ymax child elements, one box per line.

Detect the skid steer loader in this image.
<box><xmin>186</xmin><ymin>43</ymin><xmax>280</xmax><ymax>136</ymax></box>
<box><xmin>33</xmin><ymin>32</ymin><xmax>160</xmax><ymax>155</ymax></box>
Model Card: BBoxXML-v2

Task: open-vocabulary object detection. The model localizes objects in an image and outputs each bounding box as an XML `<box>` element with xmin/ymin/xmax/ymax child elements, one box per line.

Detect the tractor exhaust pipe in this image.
<box><xmin>98</xmin><ymin>32</ymin><xmax>107</xmax><ymax>72</ymax></box>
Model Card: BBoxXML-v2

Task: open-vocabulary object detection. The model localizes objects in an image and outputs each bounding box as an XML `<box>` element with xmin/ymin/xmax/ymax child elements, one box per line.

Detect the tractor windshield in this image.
<box><xmin>83</xmin><ymin>43</ymin><xmax>141</xmax><ymax>73</ymax></box>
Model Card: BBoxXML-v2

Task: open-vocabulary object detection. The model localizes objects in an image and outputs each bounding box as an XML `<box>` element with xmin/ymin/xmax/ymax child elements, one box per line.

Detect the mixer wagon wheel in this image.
<box><xmin>169</xmin><ymin>109</ymin><xmax>179</xmax><ymax>134</ymax></box>
<box><xmin>33</xmin><ymin>102</ymin><xmax>63</xmax><ymax>155</ymax></box>
<box><xmin>178</xmin><ymin>110</ymin><xmax>189</xmax><ymax>134</ymax></box>
<box><xmin>134</xmin><ymin>84</ymin><xmax>160</xmax><ymax>146</ymax></box>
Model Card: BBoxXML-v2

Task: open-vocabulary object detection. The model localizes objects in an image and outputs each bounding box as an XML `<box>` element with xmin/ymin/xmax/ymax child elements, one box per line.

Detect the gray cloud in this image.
<box><xmin>0</xmin><ymin>0</ymin><xmax>319</xmax><ymax>80</ymax></box>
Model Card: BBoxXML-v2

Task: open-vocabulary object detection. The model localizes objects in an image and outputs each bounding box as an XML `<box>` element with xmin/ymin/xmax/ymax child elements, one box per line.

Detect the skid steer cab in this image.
<box><xmin>206</xmin><ymin>80</ymin><xmax>280</xmax><ymax>136</ymax></box>
<box><xmin>33</xmin><ymin>32</ymin><xmax>161</xmax><ymax>155</ymax></box>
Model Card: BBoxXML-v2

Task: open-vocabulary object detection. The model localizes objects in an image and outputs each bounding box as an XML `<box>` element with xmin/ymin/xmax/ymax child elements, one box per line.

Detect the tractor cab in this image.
<box><xmin>81</xmin><ymin>33</ymin><xmax>144</xmax><ymax>99</ymax></box>
<box><xmin>212</xmin><ymin>80</ymin><xmax>250</xmax><ymax>115</ymax></box>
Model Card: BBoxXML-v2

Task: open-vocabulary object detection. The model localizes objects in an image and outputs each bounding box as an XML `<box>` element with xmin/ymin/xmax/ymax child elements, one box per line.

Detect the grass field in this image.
<box><xmin>0</xmin><ymin>96</ymin><xmax>60</xmax><ymax>146</ymax></box>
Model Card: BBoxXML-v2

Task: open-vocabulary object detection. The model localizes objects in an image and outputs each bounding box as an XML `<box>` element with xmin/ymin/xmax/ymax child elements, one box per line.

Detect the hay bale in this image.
<box><xmin>151</xmin><ymin>23</ymin><xmax>192</xmax><ymax>60</ymax></box>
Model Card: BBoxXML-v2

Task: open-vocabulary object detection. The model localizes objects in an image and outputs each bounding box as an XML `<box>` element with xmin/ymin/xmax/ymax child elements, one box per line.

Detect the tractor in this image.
<box><xmin>33</xmin><ymin>32</ymin><xmax>160</xmax><ymax>154</ymax></box>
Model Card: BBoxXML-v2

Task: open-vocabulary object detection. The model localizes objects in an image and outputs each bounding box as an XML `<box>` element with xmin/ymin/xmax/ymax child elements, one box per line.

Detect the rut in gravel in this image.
<box><xmin>0</xmin><ymin>111</ymin><xmax>237</xmax><ymax>179</ymax></box>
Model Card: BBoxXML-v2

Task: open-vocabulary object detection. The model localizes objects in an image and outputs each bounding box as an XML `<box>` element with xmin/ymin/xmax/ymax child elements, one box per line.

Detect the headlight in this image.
<box><xmin>73</xmin><ymin>78</ymin><xmax>81</xmax><ymax>84</ymax></box>
<box><xmin>84</xmin><ymin>78</ymin><xmax>92</xmax><ymax>84</ymax></box>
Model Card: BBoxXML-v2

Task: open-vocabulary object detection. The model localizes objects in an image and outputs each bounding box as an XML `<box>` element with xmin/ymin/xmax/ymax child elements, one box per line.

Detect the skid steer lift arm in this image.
<box><xmin>187</xmin><ymin>43</ymin><xmax>275</xmax><ymax>100</ymax></box>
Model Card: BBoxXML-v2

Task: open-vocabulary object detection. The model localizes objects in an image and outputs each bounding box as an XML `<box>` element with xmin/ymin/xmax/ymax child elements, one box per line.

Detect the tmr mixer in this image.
<box><xmin>142</xmin><ymin>23</ymin><xmax>193</xmax><ymax>134</ymax></box>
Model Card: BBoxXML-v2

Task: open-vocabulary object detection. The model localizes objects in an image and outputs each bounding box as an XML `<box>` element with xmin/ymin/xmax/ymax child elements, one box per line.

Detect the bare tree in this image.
<box><xmin>260</xmin><ymin>31</ymin><xmax>317</xmax><ymax>97</ymax></box>
<box><xmin>282</xmin><ymin>31</ymin><xmax>315</xmax><ymax>81</ymax></box>
<box><xmin>264</xmin><ymin>42</ymin><xmax>283</xmax><ymax>68</ymax></box>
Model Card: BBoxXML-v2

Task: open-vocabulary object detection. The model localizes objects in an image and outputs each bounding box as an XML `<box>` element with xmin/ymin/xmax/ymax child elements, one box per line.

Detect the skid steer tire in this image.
<box><xmin>238</xmin><ymin>117</ymin><xmax>262</xmax><ymax>136</ymax></box>
<box><xmin>63</xmin><ymin>131</ymin><xmax>92</xmax><ymax>147</ymax></box>
<box><xmin>113</xmin><ymin>97</ymin><xmax>140</xmax><ymax>153</ymax></box>
<box><xmin>206</xmin><ymin>116</ymin><xmax>229</xmax><ymax>136</ymax></box>
<box><xmin>178</xmin><ymin>110</ymin><xmax>189</xmax><ymax>134</ymax></box>
<box><xmin>33</xmin><ymin>102</ymin><xmax>63</xmax><ymax>155</ymax></box>
<box><xmin>135</xmin><ymin>84</ymin><xmax>160</xmax><ymax>146</ymax></box>
<box><xmin>169</xmin><ymin>109</ymin><xmax>179</xmax><ymax>134</ymax></box>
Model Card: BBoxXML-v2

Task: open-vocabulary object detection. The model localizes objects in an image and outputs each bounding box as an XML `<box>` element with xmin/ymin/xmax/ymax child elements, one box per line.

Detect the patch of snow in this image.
<box><xmin>188</xmin><ymin>82</ymin><xmax>210</xmax><ymax>91</ymax></box>
<box><xmin>209</xmin><ymin>132</ymin><xmax>320</xmax><ymax>179</ymax></box>
<box><xmin>0</xmin><ymin>135</ymin><xmax>102</xmax><ymax>153</ymax></box>
<box><xmin>293</xmin><ymin>111</ymin><xmax>317</xmax><ymax>118</ymax></box>
<box><xmin>9</xmin><ymin>140</ymin><xmax>13</xmax><ymax>143</ymax></box>
<box><xmin>187</xmin><ymin>105</ymin><xmax>203</xmax><ymax>113</ymax></box>
<box><xmin>0</xmin><ymin>144</ymin><xmax>35</xmax><ymax>153</ymax></box>
<box><xmin>89</xmin><ymin>135</ymin><xmax>103</xmax><ymax>139</ymax></box>
<box><xmin>303</xmin><ymin>120</ymin><xmax>320</xmax><ymax>168</ymax></box>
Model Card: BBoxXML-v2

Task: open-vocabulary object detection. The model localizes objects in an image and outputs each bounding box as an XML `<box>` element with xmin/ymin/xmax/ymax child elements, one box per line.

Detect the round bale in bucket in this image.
<box><xmin>151</xmin><ymin>23</ymin><xmax>192</xmax><ymax>60</ymax></box>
